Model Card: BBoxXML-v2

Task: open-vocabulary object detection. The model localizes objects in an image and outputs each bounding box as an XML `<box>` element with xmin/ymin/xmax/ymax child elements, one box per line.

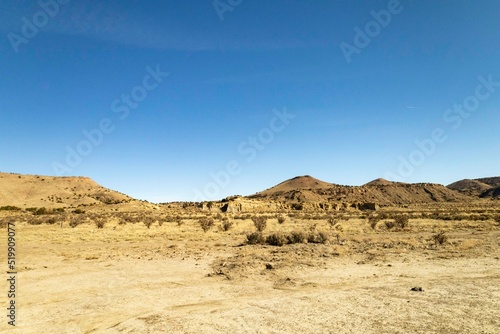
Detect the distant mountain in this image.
<box><xmin>256</xmin><ymin>175</ymin><xmax>334</xmax><ymax>196</ymax></box>
<box><xmin>363</xmin><ymin>178</ymin><xmax>394</xmax><ymax>186</ymax></box>
<box><xmin>249</xmin><ymin>175</ymin><xmax>470</xmax><ymax>206</ymax></box>
<box><xmin>447</xmin><ymin>179</ymin><xmax>492</xmax><ymax>197</ymax></box>
<box><xmin>0</xmin><ymin>172</ymin><xmax>134</xmax><ymax>208</ymax></box>
<box><xmin>447</xmin><ymin>177</ymin><xmax>500</xmax><ymax>199</ymax></box>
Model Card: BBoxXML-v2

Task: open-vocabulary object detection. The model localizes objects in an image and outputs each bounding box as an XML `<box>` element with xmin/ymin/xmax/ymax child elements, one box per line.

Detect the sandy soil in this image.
<box><xmin>1</xmin><ymin>218</ymin><xmax>499</xmax><ymax>333</ymax></box>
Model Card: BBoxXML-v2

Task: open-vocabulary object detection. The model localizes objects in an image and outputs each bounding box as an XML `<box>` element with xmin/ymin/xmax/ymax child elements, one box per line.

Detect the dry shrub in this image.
<box><xmin>221</xmin><ymin>218</ymin><xmax>234</xmax><ymax>231</ymax></box>
<box><xmin>287</xmin><ymin>231</ymin><xmax>306</xmax><ymax>244</ymax></box>
<box><xmin>327</xmin><ymin>217</ymin><xmax>339</xmax><ymax>229</ymax></box>
<box><xmin>199</xmin><ymin>217</ymin><xmax>215</xmax><ymax>232</ymax></box>
<box><xmin>394</xmin><ymin>215</ymin><xmax>409</xmax><ymax>229</ymax></box>
<box><xmin>276</xmin><ymin>215</ymin><xmax>286</xmax><ymax>224</ymax></box>
<box><xmin>385</xmin><ymin>220</ymin><xmax>395</xmax><ymax>230</ymax></box>
<box><xmin>251</xmin><ymin>216</ymin><xmax>267</xmax><ymax>232</ymax></box>
<box><xmin>246</xmin><ymin>232</ymin><xmax>264</xmax><ymax>245</ymax></box>
<box><xmin>69</xmin><ymin>216</ymin><xmax>85</xmax><ymax>228</ymax></box>
<box><xmin>494</xmin><ymin>215</ymin><xmax>500</xmax><ymax>226</ymax></box>
<box><xmin>95</xmin><ymin>219</ymin><xmax>105</xmax><ymax>229</ymax></box>
<box><xmin>143</xmin><ymin>217</ymin><xmax>154</xmax><ymax>229</ymax></box>
<box><xmin>367</xmin><ymin>214</ymin><xmax>379</xmax><ymax>229</ymax></box>
<box><xmin>432</xmin><ymin>231</ymin><xmax>448</xmax><ymax>246</ymax></box>
<box><xmin>266</xmin><ymin>233</ymin><xmax>287</xmax><ymax>246</ymax></box>
<box><xmin>307</xmin><ymin>231</ymin><xmax>329</xmax><ymax>244</ymax></box>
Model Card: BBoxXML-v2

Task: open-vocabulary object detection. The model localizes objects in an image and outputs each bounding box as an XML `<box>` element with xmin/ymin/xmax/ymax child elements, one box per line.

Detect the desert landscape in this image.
<box><xmin>1</xmin><ymin>172</ymin><xmax>499</xmax><ymax>333</ymax></box>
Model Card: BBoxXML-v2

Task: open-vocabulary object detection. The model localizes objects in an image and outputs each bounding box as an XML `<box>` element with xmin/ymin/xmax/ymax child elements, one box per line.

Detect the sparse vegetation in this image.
<box><xmin>327</xmin><ymin>217</ymin><xmax>339</xmax><ymax>229</ymax></box>
<box><xmin>95</xmin><ymin>219</ymin><xmax>105</xmax><ymax>229</ymax></box>
<box><xmin>246</xmin><ymin>231</ymin><xmax>264</xmax><ymax>244</ymax></box>
<box><xmin>394</xmin><ymin>214</ymin><xmax>409</xmax><ymax>229</ymax></box>
<box><xmin>368</xmin><ymin>215</ymin><xmax>379</xmax><ymax>229</ymax></box>
<box><xmin>385</xmin><ymin>220</ymin><xmax>395</xmax><ymax>230</ymax></box>
<box><xmin>199</xmin><ymin>217</ymin><xmax>215</xmax><ymax>232</ymax></box>
<box><xmin>307</xmin><ymin>231</ymin><xmax>329</xmax><ymax>244</ymax></box>
<box><xmin>0</xmin><ymin>205</ymin><xmax>21</xmax><ymax>211</ymax></box>
<box><xmin>276</xmin><ymin>215</ymin><xmax>286</xmax><ymax>224</ymax></box>
<box><xmin>432</xmin><ymin>231</ymin><xmax>448</xmax><ymax>246</ymax></box>
<box><xmin>251</xmin><ymin>216</ymin><xmax>267</xmax><ymax>232</ymax></box>
<box><xmin>266</xmin><ymin>233</ymin><xmax>287</xmax><ymax>246</ymax></box>
<box><xmin>143</xmin><ymin>217</ymin><xmax>154</xmax><ymax>229</ymax></box>
<box><xmin>287</xmin><ymin>231</ymin><xmax>306</xmax><ymax>244</ymax></box>
<box><xmin>221</xmin><ymin>218</ymin><xmax>234</xmax><ymax>231</ymax></box>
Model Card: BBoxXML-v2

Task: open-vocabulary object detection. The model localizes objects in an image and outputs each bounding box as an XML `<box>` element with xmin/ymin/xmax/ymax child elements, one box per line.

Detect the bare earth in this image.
<box><xmin>1</xmin><ymin>215</ymin><xmax>499</xmax><ymax>334</ymax></box>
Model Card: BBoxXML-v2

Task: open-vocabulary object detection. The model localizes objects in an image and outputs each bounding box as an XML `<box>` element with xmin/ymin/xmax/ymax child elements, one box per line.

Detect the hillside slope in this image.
<box><xmin>447</xmin><ymin>177</ymin><xmax>500</xmax><ymax>199</ymax></box>
<box><xmin>0</xmin><ymin>172</ymin><xmax>133</xmax><ymax>208</ymax></box>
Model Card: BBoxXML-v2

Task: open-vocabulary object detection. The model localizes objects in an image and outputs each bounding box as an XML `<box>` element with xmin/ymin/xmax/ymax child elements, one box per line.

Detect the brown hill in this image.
<box><xmin>363</xmin><ymin>178</ymin><xmax>394</xmax><ymax>186</ymax></box>
<box><xmin>447</xmin><ymin>179</ymin><xmax>493</xmax><ymax>197</ymax></box>
<box><xmin>0</xmin><ymin>172</ymin><xmax>134</xmax><ymax>208</ymax></box>
<box><xmin>256</xmin><ymin>175</ymin><xmax>335</xmax><ymax>196</ymax></box>
<box><xmin>479</xmin><ymin>186</ymin><xmax>500</xmax><ymax>199</ymax></box>
<box><xmin>476</xmin><ymin>177</ymin><xmax>500</xmax><ymax>188</ymax></box>
<box><xmin>249</xmin><ymin>175</ymin><xmax>471</xmax><ymax>208</ymax></box>
<box><xmin>447</xmin><ymin>177</ymin><xmax>500</xmax><ymax>199</ymax></box>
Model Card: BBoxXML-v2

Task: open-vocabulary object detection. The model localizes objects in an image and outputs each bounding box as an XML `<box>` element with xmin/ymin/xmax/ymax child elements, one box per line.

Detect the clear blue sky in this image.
<box><xmin>1</xmin><ymin>0</ymin><xmax>499</xmax><ymax>202</ymax></box>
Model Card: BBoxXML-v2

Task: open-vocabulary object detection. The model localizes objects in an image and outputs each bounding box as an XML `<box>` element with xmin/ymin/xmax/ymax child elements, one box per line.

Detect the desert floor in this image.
<box><xmin>1</xmin><ymin>212</ymin><xmax>499</xmax><ymax>333</ymax></box>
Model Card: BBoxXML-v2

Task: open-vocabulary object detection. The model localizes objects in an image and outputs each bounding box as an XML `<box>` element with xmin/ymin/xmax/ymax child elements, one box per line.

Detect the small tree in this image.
<box><xmin>276</xmin><ymin>215</ymin><xmax>286</xmax><ymax>224</ymax></box>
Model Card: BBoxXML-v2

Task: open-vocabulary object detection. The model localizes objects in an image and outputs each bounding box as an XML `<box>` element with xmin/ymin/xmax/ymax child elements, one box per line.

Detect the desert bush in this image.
<box><xmin>72</xmin><ymin>209</ymin><xmax>85</xmax><ymax>214</ymax></box>
<box><xmin>368</xmin><ymin>215</ymin><xmax>379</xmax><ymax>229</ymax></box>
<box><xmin>287</xmin><ymin>231</ymin><xmax>306</xmax><ymax>244</ymax></box>
<box><xmin>143</xmin><ymin>217</ymin><xmax>154</xmax><ymax>229</ymax></box>
<box><xmin>385</xmin><ymin>220</ymin><xmax>395</xmax><ymax>230</ymax></box>
<box><xmin>69</xmin><ymin>216</ymin><xmax>85</xmax><ymax>228</ymax></box>
<box><xmin>199</xmin><ymin>217</ymin><xmax>215</xmax><ymax>232</ymax></box>
<box><xmin>246</xmin><ymin>232</ymin><xmax>264</xmax><ymax>245</ymax></box>
<box><xmin>33</xmin><ymin>207</ymin><xmax>48</xmax><ymax>215</ymax></box>
<box><xmin>432</xmin><ymin>231</ymin><xmax>448</xmax><ymax>246</ymax></box>
<box><xmin>266</xmin><ymin>233</ymin><xmax>287</xmax><ymax>246</ymax></box>
<box><xmin>27</xmin><ymin>217</ymin><xmax>43</xmax><ymax>225</ymax></box>
<box><xmin>95</xmin><ymin>219</ymin><xmax>105</xmax><ymax>229</ymax></box>
<box><xmin>221</xmin><ymin>218</ymin><xmax>233</xmax><ymax>231</ymax></box>
<box><xmin>0</xmin><ymin>206</ymin><xmax>21</xmax><ymax>211</ymax></box>
<box><xmin>327</xmin><ymin>217</ymin><xmax>339</xmax><ymax>229</ymax></box>
<box><xmin>251</xmin><ymin>216</ymin><xmax>267</xmax><ymax>232</ymax></box>
<box><xmin>45</xmin><ymin>217</ymin><xmax>58</xmax><ymax>225</ymax></box>
<box><xmin>394</xmin><ymin>215</ymin><xmax>409</xmax><ymax>229</ymax></box>
<box><xmin>307</xmin><ymin>231</ymin><xmax>329</xmax><ymax>244</ymax></box>
<box><xmin>494</xmin><ymin>215</ymin><xmax>500</xmax><ymax>226</ymax></box>
<box><xmin>276</xmin><ymin>215</ymin><xmax>286</xmax><ymax>224</ymax></box>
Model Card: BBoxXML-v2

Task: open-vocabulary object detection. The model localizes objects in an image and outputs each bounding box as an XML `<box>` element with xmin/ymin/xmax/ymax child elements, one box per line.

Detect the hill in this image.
<box><xmin>0</xmin><ymin>172</ymin><xmax>134</xmax><ymax>209</ymax></box>
<box><xmin>447</xmin><ymin>177</ymin><xmax>500</xmax><ymax>199</ymax></box>
<box><xmin>248</xmin><ymin>175</ymin><xmax>471</xmax><ymax>209</ymax></box>
<box><xmin>447</xmin><ymin>179</ymin><xmax>492</xmax><ymax>197</ymax></box>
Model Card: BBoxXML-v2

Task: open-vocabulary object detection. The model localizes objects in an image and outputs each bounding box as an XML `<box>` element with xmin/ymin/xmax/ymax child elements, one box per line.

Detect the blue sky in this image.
<box><xmin>1</xmin><ymin>0</ymin><xmax>499</xmax><ymax>202</ymax></box>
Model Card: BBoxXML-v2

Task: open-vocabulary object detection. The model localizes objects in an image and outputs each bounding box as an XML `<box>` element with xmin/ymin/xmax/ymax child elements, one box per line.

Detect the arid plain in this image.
<box><xmin>1</xmin><ymin>173</ymin><xmax>499</xmax><ymax>333</ymax></box>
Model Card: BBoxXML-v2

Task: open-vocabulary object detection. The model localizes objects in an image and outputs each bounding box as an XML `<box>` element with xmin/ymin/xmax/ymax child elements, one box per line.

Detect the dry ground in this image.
<box><xmin>1</xmin><ymin>210</ymin><xmax>499</xmax><ymax>333</ymax></box>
